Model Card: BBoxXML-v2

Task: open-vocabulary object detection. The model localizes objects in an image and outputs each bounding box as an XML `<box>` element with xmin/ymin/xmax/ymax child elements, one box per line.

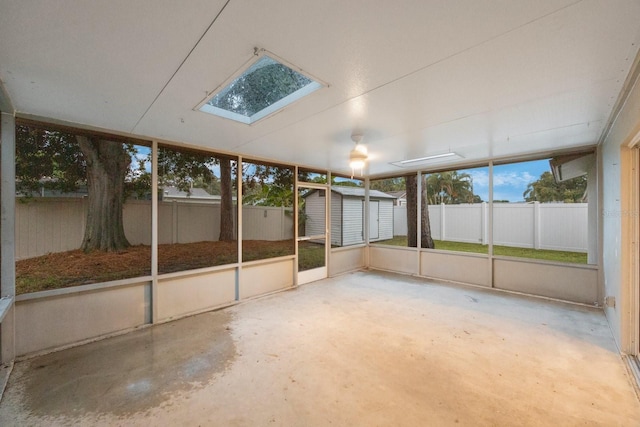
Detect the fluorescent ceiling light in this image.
<box><xmin>400</xmin><ymin>152</ymin><xmax>457</xmax><ymax>164</ymax></box>
<box><xmin>390</xmin><ymin>152</ymin><xmax>462</xmax><ymax>169</ymax></box>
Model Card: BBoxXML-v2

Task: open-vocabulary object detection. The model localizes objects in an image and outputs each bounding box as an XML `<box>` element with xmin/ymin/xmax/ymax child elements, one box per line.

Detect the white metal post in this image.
<box><xmin>150</xmin><ymin>140</ymin><xmax>158</xmax><ymax>324</ymax></box>
<box><xmin>0</xmin><ymin>112</ymin><xmax>16</xmax><ymax>363</ymax></box>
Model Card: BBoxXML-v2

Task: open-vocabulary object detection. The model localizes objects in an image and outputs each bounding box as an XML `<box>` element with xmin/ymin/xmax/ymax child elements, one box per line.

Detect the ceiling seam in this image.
<box><xmin>130</xmin><ymin>0</ymin><xmax>232</xmax><ymax>134</ymax></box>
<box><xmin>231</xmin><ymin>0</ymin><xmax>585</xmax><ymax>151</ymax></box>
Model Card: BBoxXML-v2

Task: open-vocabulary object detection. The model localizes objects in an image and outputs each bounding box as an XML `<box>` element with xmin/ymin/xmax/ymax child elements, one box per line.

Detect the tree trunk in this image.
<box><xmin>421</xmin><ymin>174</ymin><xmax>435</xmax><ymax>249</ymax></box>
<box><xmin>76</xmin><ymin>136</ymin><xmax>130</xmax><ymax>252</ymax></box>
<box><xmin>219</xmin><ymin>157</ymin><xmax>235</xmax><ymax>241</ymax></box>
<box><xmin>406</xmin><ymin>175</ymin><xmax>417</xmax><ymax>248</ymax></box>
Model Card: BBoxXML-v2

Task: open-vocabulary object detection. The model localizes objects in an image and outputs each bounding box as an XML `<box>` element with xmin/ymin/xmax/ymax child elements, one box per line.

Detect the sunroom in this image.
<box><xmin>1</xmin><ymin>1</ymin><xmax>640</xmax><ymax>424</ymax></box>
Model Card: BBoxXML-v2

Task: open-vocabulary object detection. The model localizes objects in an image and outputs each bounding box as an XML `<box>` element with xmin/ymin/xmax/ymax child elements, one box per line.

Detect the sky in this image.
<box><xmin>131</xmin><ymin>146</ymin><xmax>548</xmax><ymax>202</ymax></box>
<box><xmin>463</xmin><ymin>158</ymin><xmax>550</xmax><ymax>203</ymax></box>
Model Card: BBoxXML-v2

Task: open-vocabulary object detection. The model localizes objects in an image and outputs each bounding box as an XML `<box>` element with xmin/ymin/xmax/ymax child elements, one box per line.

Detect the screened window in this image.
<box><xmin>492</xmin><ymin>158</ymin><xmax>590</xmax><ymax>264</ymax></box>
<box><xmin>369</xmin><ymin>176</ymin><xmax>407</xmax><ymax>245</ymax></box>
<box><xmin>422</xmin><ymin>166</ymin><xmax>489</xmax><ymax>253</ymax></box>
<box><xmin>331</xmin><ymin>176</ymin><xmax>364</xmax><ymax>247</ymax></box>
<box><xmin>157</xmin><ymin>145</ymin><xmax>238</xmax><ymax>273</ymax></box>
<box><xmin>15</xmin><ymin>122</ymin><xmax>151</xmax><ymax>293</ymax></box>
<box><xmin>242</xmin><ymin>161</ymin><xmax>295</xmax><ymax>261</ymax></box>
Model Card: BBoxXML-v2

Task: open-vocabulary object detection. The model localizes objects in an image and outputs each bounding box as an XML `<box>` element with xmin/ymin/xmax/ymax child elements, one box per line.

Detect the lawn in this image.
<box><xmin>17</xmin><ymin>240</ymin><xmax>294</xmax><ymax>295</ymax></box>
<box><xmin>298</xmin><ymin>241</ymin><xmax>326</xmax><ymax>271</ymax></box>
<box><xmin>16</xmin><ymin>239</ymin><xmax>328</xmax><ymax>295</ymax></box>
<box><xmin>375</xmin><ymin>236</ymin><xmax>587</xmax><ymax>264</ymax></box>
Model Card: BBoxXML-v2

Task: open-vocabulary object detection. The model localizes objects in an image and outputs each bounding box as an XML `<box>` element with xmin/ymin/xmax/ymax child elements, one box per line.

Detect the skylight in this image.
<box><xmin>199</xmin><ymin>53</ymin><xmax>323</xmax><ymax>124</ymax></box>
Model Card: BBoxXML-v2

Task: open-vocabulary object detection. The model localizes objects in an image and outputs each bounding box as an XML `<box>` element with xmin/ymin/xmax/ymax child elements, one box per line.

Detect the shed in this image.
<box><xmin>303</xmin><ymin>187</ymin><xmax>396</xmax><ymax>246</ymax></box>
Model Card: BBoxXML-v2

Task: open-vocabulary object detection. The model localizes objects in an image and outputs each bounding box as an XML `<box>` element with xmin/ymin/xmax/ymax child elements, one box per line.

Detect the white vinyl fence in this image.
<box><xmin>16</xmin><ymin>198</ymin><xmax>293</xmax><ymax>260</ymax></box>
<box><xmin>393</xmin><ymin>202</ymin><xmax>588</xmax><ymax>253</ymax></box>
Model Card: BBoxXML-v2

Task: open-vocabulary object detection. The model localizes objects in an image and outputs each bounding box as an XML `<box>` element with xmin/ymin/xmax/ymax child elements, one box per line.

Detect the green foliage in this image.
<box><xmin>523</xmin><ymin>171</ymin><xmax>587</xmax><ymax>203</ymax></box>
<box><xmin>16</xmin><ymin>125</ymin><xmax>86</xmax><ymax>196</ymax></box>
<box><xmin>331</xmin><ymin>178</ymin><xmax>362</xmax><ymax>187</ymax></box>
<box><xmin>16</xmin><ymin>124</ymin><xmax>149</xmax><ymax>201</ymax></box>
<box><xmin>157</xmin><ymin>146</ymin><xmax>221</xmax><ymax>194</ymax></box>
<box><xmin>370</xmin><ymin>177</ymin><xmax>406</xmax><ymax>192</ymax></box>
<box><xmin>242</xmin><ymin>163</ymin><xmax>294</xmax><ymax>207</ymax></box>
<box><xmin>425</xmin><ymin>171</ymin><xmax>479</xmax><ymax>204</ymax></box>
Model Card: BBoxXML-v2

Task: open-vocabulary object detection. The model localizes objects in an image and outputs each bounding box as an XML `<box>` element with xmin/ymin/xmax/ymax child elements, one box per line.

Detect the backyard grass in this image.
<box><xmin>298</xmin><ymin>241</ymin><xmax>326</xmax><ymax>271</ymax></box>
<box><xmin>15</xmin><ymin>239</ymin><xmax>330</xmax><ymax>295</ymax></box>
<box><xmin>17</xmin><ymin>240</ymin><xmax>294</xmax><ymax>295</ymax></box>
<box><xmin>375</xmin><ymin>236</ymin><xmax>587</xmax><ymax>264</ymax></box>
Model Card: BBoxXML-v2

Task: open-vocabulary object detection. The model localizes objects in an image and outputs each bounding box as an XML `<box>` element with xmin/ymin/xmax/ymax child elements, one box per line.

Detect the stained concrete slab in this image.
<box><xmin>0</xmin><ymin>271</ymin><xmax>639</xmax><ymax>426</ymax></box>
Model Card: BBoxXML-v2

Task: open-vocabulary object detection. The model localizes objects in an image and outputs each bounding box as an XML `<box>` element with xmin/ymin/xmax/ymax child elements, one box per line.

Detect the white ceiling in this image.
<box><xmin>1</xmin><ymin>0</ymin><xmax>639</xmax><ymax>177</ymax></box>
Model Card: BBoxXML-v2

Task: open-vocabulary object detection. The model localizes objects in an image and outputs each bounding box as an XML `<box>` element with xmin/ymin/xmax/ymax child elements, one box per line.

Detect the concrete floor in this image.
<box><xmin>1</xmin><ymin>271</ymin><xmax>639</xmax><ymax>426</ymax></box>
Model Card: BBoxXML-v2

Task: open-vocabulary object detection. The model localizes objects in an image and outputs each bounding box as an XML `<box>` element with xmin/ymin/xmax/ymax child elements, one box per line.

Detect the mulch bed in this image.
<box><xmin>16</xmin><ymin>240</ymin><xmax>295</xmax><ymax>295</ymax></box>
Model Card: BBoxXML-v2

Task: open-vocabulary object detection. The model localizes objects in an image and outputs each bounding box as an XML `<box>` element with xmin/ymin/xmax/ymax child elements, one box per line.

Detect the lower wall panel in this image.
<box><xmin>241</xmin><ymin>259</ymin><xmax>294</xmax><ymax>299</ymax></box>
<box><xmin>420</xmin><ymin>251</ymin><xmax>490</xmax><ymax>287</ymax></box>
<box><xmin>15</xmin><ymin>282</ymin><xmax>150</xmax><ymax>356</ymax></box>
<box><xmin>330</xmin><ymin>247</ymin><xmax>365</xmax><ymax>276</ymax></box>
<box><xmin>157</xmin><ymin>269</ymin><xmax>236</xmax><ymax>321</ymax></box>
<box><xmin>369</xmin><ymin>246</ymin><xmax>418</xmax><ymax>274</ymax></box>
<box><xmin>493</xmin><ymin>259</ymin><xmax>598</xmax><ymax>305</ymax></box>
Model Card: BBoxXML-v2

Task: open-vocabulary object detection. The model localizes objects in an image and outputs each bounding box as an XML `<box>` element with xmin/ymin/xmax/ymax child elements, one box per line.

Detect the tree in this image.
<box><xmin>16</xmin><ymin>124</ymin><xmax>136</xmax><ymax>252</ymax></box>
<box><xmin>425</xmin><ymin>171</ymin><xmax>476</xmax><ymax>204</ymax></box>
<box><xmin>405</xmin><ymin>175</ymin><xmax>435</xmax><ymax>248</ymax></box>
<box><xmin>157</xmin><ymin>147</ymin><xmax>236</xmax><ymax>241</ymax></box>
<box><xmin>77</xmin><ymin>135</ymin><xmax>131</xmax><ymax>251</ymax></box>
<box><xmin>370</xmin><ymin>177</ymin><xmax>405</xmax><ymax>193</ymax></box>
<box><xmin>218</xmin><ymin>158</ymin><xmax>235</xmax><ymax>241</ymax></box>
<box><xmin>523</xmin><ymin>171</ymin><xmax>587</xmax><ymax>203</ymax></box>
<box><xmin>241</xmin><ymin>163</ymin><xmax>294</xmax><ymax>207</ymax></box>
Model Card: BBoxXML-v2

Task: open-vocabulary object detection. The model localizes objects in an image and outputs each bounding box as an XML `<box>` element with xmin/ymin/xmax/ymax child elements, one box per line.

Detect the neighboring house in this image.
<box><xmin>160</xmin><ymin>186</ymin><xmax>223</xmax><ymax>203</ymax></box>
<box><xmin>303</xmin><ymin>187</ymin><xmax>396</xmax><ymax>246</ymax></box>
<box><xmin>387</xmin><ymin>191</ymin><xmax>407</xmax><ymax>206</ymax></box>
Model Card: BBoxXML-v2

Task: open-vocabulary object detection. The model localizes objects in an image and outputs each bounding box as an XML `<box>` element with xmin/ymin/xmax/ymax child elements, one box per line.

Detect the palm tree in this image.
<box><xmin>425</xmin><ymin>171</ymin><xmax>475</xmax><ymax>204</ymax></box>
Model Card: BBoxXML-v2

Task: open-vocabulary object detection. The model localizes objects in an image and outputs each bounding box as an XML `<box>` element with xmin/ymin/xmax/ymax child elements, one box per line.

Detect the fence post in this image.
<box><xmin>533</xmin><ymin>201</ymin><xmax>541</xmax><ymax>250</ymax></box>
<box><xmin>440</xmin><ymin>203</ymin><xmax>446</xmax><ymax>241</ymax></box>
<box><xmin>481</xmin><ymin>202</ymin><xmax>487</xmax><ymax>245</ymax></box>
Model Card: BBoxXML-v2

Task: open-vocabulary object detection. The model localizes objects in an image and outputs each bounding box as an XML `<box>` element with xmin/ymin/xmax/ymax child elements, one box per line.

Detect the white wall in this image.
<box><xmin>600</xmin><ymin>69</ymin><xmax>640</xmax><ymax>353</ymax></box>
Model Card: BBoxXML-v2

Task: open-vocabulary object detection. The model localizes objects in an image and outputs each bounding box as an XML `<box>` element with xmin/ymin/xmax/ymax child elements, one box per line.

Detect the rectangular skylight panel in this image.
<box><xmin>199</xmin><ymin>54</ymin><xmax>322</xmax><ymax>124</ymax></box>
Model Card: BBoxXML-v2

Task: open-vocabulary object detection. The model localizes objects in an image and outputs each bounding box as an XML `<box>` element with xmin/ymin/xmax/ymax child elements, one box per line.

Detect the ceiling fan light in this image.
<box><xmin>349</xmin><ymin>148</ymin><xmax>367</xmax><ymax>169</ymax></box>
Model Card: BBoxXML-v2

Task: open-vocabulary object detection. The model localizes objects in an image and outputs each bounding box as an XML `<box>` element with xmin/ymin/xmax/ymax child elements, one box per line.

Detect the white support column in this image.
<box><xmin>587</xmin><ymin>157</ymin><xmax>598</xmax><ymax>265</ymax></box>
<box><xmin>364</xmin><ymin>177</ymin><xmax>370</xmax><ymax>268</ymax></box>
<box><xmin>481</xmin><ymin>202</ymin><xmax>487</xmax><ymax>245</ymax></box>
<box><xmin>416</xmin><ymin>172</ymin><xmax>422</xmax><ymax>275</ymax></box>
<box><xmin>326</xmin><ymin>171</ymin><xmax>331</xmax><ymax>276</ymax></box>
<box><xmin>150</xmin><ymin>141</ymin><xmax>158</xmax><ymax>324</ymax></box>
<box><xmin>237</xmin><ymin>156</ymin><xmax>243</xmax><ymax>298</ymax></box>
<box><xmin>364</xmin><ymin>178</ymin><xmax>370</xmax><ymax>244</ymax></box>
<box><xmin>293</xmin><ymin>166</ymin><xmax>299</xmax><ymax>286</ymax></box>
<box><xmin>0</xmin><ymin>112</ymin><xmax>16</xmax><ymax>363</ymax></box>
<box><xmin>488</xmin><ymin>162</ymin><xmax>494</xmax><ymax>288</ymax></box>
